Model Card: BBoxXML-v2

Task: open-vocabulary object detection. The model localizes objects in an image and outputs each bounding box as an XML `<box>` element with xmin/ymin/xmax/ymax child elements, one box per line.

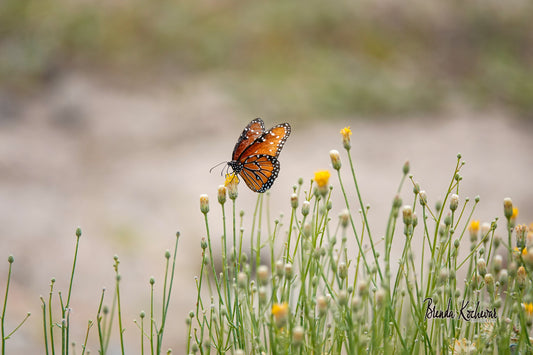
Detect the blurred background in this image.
<box><xmin>0</xmin><ymin>0</ymin><xmax>532</xmax><ymax>352</ymax></box>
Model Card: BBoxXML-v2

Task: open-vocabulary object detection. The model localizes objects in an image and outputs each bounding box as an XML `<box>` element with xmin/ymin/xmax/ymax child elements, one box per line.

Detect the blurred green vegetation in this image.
<box><xmin>1</xmin><ymin>0</ymin><xmax>533</xmax><ymax>117</ymax></box>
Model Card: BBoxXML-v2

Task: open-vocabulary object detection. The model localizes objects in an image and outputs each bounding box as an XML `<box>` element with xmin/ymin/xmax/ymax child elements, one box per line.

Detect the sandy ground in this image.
<box><xmin>0</xmin><ymin>73</ymin><xmax>532</xmax><ymax>353</ymax></box>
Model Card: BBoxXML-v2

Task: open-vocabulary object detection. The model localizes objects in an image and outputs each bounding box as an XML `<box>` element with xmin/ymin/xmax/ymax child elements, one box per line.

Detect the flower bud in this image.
<box><xmin>402</xmin><ymin>206</ymin><xmax>413</xmax><ymax>226</ymax></box>
<box><xmin>215</xmin><ymin>186</ymin><xmax>226</xmax><ymax>206</ymax></box>
<box><xmin>337</xmin><ymin>290</ymin><xmax>348</xmax><ymax>306</ymax></box>
<box><xmin>292</xmin><ymin>326</ymin><xmax>305</xmax><ymax>346</ymax></box>
<box><xmin>200</xmin><ymin>194</ymin><xmax>209</xmax><ymax>214</ymax></box>
<box><xmin>339</xmin><ymin>209</ymin><xmax>349</xmax><ymax>228</ymax></box>
<box><xmin>375</xmin><ymin>288</ymin><xmax>386</xmax><ymax>306</ymax></box>
<box><xmin>403</xmin><ymin>161</ymin><xmax>410</xmax><ymax>175</ymax></box>
<box><xmin>301</xmin><ymin>201</ymin><xmax>310</xmax><ymax>217</ymax></box>
<box><xmin>340</xmin><ymin>127</ymin><xmax>352</xmax><ymax>150</ymax></box>
<box><xmin>517</xmin><ymin>266</ymin><xmax>527</xmax><ymax>288</ymax></box>
<box><xmin>317</xmin><ymin>295</ymin><xmax>328</xmax><ymax>316</ymax></box>
<box><xmin>338</xmin><ymin>262</ymin><xmax>347</xmax><ymax>280</ymax></box>
<box><xmin>237</xmin><ymin>272</ymin><xmax>248</xmax><ymax>289</ymax></box>
<box><xmin>477</xmin><ymin>258</ymin><xmax>487</xmax><ymax>277</ymax></box>
<box><xmin>450</xmin><ymin>194</ymin><xmax>459</xmax><ymax>212</ymax></box>
<box><xmin>290</xmin><ymin>193</ymin><xmax>298</xmax><ymax>209</ymax></box>
<box><xmin>284</xmin><ymin>263</ymin><xmax>293</xmax><ymax>279</ymax></box>
<box><xmin>419</xmin><ymin>191</ymin><xmax>427</xmax><ymax>206</ymax></box>
<box><xmin>257</xmin><ymin>265</ymin><xmax>269</xmax><ymax>285</ymax></box>
<box><xmin>492</xmin><ymin>255</ymin><xmax>502</xmax><ymax>274</ymax></box>
<box><xmin>329</xmin><ymin>149</ymin><xmax>342</xmax><ymax>170</ymax></box>
<box><xmin>485</xmin><ymin>273</ymin><xmax>494</xmax><ymax>294</ymax></box>
<box><xmin>504</xmin><ymin>198</ymin><xmax>513</xmax><ymax>219</ymax></box>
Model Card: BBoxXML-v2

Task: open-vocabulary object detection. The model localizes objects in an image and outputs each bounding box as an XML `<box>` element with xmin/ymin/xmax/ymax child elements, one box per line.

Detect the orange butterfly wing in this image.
<box><xmin>239</xmin><ymin>155</ymin><xmax>280</xmax><ymax>192</ymax></box>
<box><xmin>232</xmin><ymin>118</ymin><xmax>265</xmax><ymax>161</ymax></box>
<box><xmin>239</xmin><ymin>123</ymin><xmax>291</xmax><ymax>159</ymax></box>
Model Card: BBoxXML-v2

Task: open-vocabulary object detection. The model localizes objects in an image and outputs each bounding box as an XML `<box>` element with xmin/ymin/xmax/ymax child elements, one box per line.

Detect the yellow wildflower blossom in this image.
<box><xmin>314</xmin><ymin>170</ymin><xmax>331</xmax><ymax>188</ymax></box>
<box><xmin>340</xmin><ymin>126</ymin><xmax>352</xmax><ymax>150</ymax></box>
<box><xmin>272</xmin><ymin>302</ymin><xmax>289</xmax><ymax>326</ymax></box>
<box><xmin>225</xmin><ymin>173</ymin><xmax>239</xmax><ymax>200</ymax></box>
<box><xmin>512</xmin><ymin>207</ymin><xmax>519</xmax><ymax>220</ymax></box>
<box><xmin>468</xmin><ymin>220</ymin><xmax>480</xmax><ymax>234</ymax></box>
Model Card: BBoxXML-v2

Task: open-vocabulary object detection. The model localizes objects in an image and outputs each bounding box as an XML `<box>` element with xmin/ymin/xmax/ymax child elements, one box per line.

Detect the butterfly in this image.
<box><xmin>227</xmin><ymin>118</ymin><xmax>291</xmax><ymax>193</ymax></box>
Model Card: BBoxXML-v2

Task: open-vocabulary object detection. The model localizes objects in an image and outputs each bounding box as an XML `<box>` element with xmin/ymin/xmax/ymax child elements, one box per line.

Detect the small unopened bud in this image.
<box><xmin>477</xmin><ymin>258</ymin><xmax>487</xmax><ymax>277</ymax></box>
<box><xmin>504</xmin><ymin>198</ymin><xmax>513</xmax><ymax>219</ymax></box>
<box><xmin>435</xmin><ymin>200</ymin><xmax>442</xmax><ymax>213</ymax></box>
<box><xmin>493</xmin><ymin>255</ymin><xmax>503</xmax><ymax>273</ymax></box>
<box><xmin>329</xmin><ymin>150</ymin><xmax>342</xmax><ymax>170</ymax></box>
<box><xmin>317</xmin><ymin>295</ymin><xmax>328</xmax><ymax>316</ymax></box>
<box><xmin>413</xmin><ymin>182</ymin><xmax>420</xmax><ymax>195</ymax></box>
<box><xmin>338</xmin><ymin>262</ymin><xmax>347</xmax><ymax>280</ymax></box>
<box><xmin>200</xmin><ymin>194</ymin><xmax>209</xmax><ymax>214</ymax></box>
<box><xmin>485</xmin><ymin>273</ymin><xmax>494</xmax><ymax>294</ymax></box>
<box><xmin>358</xmin><ymin>281</ymin><xmax>369</xmax><ymax>297</ymax></box>
<box><xmin>303</xmin><ymin>222</ymin><xmax>312</xmax><ymax>238</ymax></box>
<box><xmin>337</xmin><ymin>290</ymin><xmax>348</xmax><ymax>306</ymax></box>
<box><xmin>499</xmin><ymin>270</ymin><xmax>508</xmax><ymax>286</ymax></box>
<box><xmin>75</xmin><ymin>227</ymin><xmax>82</xmax><ymax>238</ymax></box>
<box><xmin>237</xmin><ymin>272</ymin><xmax>248</xmax><ymax>289</ymax></box>
<box><xmin>284</xmin><ymin>263</ymin><xmax>293</xmax><ymax>279</ymax></box>
<box><xmin>517</xmin><ymin>266</ymin><xmax>527</xmax><ymax>288</ymax></box>
<box><xmin>419</xmin><ymin>191</ymin><xmax>427</xmax><ymax>206</ymax></box>
<box><xmin>516</xmin><ymin>225</ymin><xmax>527</xmax><ymax>250</ymax></box>
<box><xmin>439</xmin><ymin>268</ymin><xmax>449</xmax><ymax>284</ymax></box>
<box><xmin>217</xmin><ymin>186</ymin><xmax>227</xmax><ymax>205</ymax></box>
<box><xmin>7</xmin><ymin>255</ymin><xmax>14</xmax><ymax>264</ymax></box>
<box><xmin>200</xmin><ymin>238</ymin><xmax>208</xmax><ymax>250</ymax></box>
<box><xmin>375</xmin><ymin>288</ymin><xmax>386</xmax><ymax>306</ymax></box>
<box><xmin>450</xmin><ymin>194</ymin><xmax>459</xmax><ymax>212</ymax></box>
<box><xmin>339</xmin><ymin>209</ymin><xmax>349</xmax><ymax>228</ymax></box>
<box><xmin>292</xmin><ymin>326</ymin><xmax>305</xmax><ymax>346</ymax></box>
<box><xmin>351</xmin><ymin>296</ymin><xmax>361</xmax><ymax>311</ymax></box>
<box><xmin>275</xmin><ymin>260</ymin><xmax>284</xmax><ymax>278</ymax></box>
<box><xmin>412</xmin><ymin>212</ymin><xmax>418</xmax><ymax>228</ymax></box>
<box><xmin>402</xmin><ymin>206</ymin><xmax>413</xmax><ymax>226</ymax></box>
<box><xmin>301</xmin><ymin>201</ymin><xmax>310</xmax><ymax>217</ymax></box>
<box><xmin>290</xmin><ymin>193</ymin><xmax>298</xmax><ymax>209</ymax></box>
<box><xmin>403</xmin><ymin>161</ymin><xmax>410</xmax><ymax>175</ymax></box>
<box><xmin>257</xmin><ymin>265</ymin><xmax>269</xmax><ymax>285</ymax></box>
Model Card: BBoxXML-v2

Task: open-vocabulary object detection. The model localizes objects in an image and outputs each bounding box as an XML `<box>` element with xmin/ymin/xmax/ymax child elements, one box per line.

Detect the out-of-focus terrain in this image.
<box><xmin>0</xmin><ymin>0</ymin><xmax>532</xmax><ymax>352</ymax></box>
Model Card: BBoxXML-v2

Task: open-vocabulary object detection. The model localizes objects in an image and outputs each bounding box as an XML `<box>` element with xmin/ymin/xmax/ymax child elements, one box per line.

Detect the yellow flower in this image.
<box><xmin>340</xmin><ymin>126</ymin><xmax>352</xmax><ymax>139</ymax></box>
<box><xmin>468</xmin><ymin>220</ymin><xmax>480</xmax><ymax>234</ymax></box>
<box><xmin>512</xmin><ymin>207</ymin><xmax>519</xmax><ymax>220</ymax></box>
<box><xmin>449</xmin><ymin>338</ymin><xmax>476</xmax><ymax>354</ymax></box>
<box><xmin>523</xmin><ymin>302</ymin><xmax>533</xmax><ymax>317</ymax></box>
<box><xmin>225</xmin><ymin>173</ymin><xmax>239</xmax><ymax>200</ymax></box>
<box><xmin>225</xmin><ymin>173</ymin><xmax>239</xmax><ymax>187</ymax></box>
<box><xmin>272</xmin><ymin>302</ymin><xmax>289</xmax><ymax>326</ymax></box>
<box><xmin>314</xmin><ymin>170</ymin><xmax>331</xmax><ymax>188</ymax></box>
<box><xmin>340</xmin><ymin>126</ymin><xmax>352</xmax><ymax>150</ymax></box>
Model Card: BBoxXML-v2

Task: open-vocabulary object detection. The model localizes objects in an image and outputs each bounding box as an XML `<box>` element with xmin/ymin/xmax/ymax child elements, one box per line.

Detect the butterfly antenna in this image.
<box><xmin>209</xmin><ymin>161</ymin><xmax>227</xmax><ymax>174</ymax></box>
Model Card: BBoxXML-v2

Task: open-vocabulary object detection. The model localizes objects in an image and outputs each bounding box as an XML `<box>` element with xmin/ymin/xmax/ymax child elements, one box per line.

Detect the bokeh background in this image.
<box><xmin>1</xmin><ymin>0</ymin><xmax>533</xmax><ymax>353</ymax></box>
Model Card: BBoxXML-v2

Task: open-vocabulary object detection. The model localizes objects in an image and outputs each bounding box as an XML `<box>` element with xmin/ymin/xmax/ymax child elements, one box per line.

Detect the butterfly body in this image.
<box><xmin>228</xmin><ymin>118</ymin><xmax>291</xmax><ymax>193</ymax></box>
